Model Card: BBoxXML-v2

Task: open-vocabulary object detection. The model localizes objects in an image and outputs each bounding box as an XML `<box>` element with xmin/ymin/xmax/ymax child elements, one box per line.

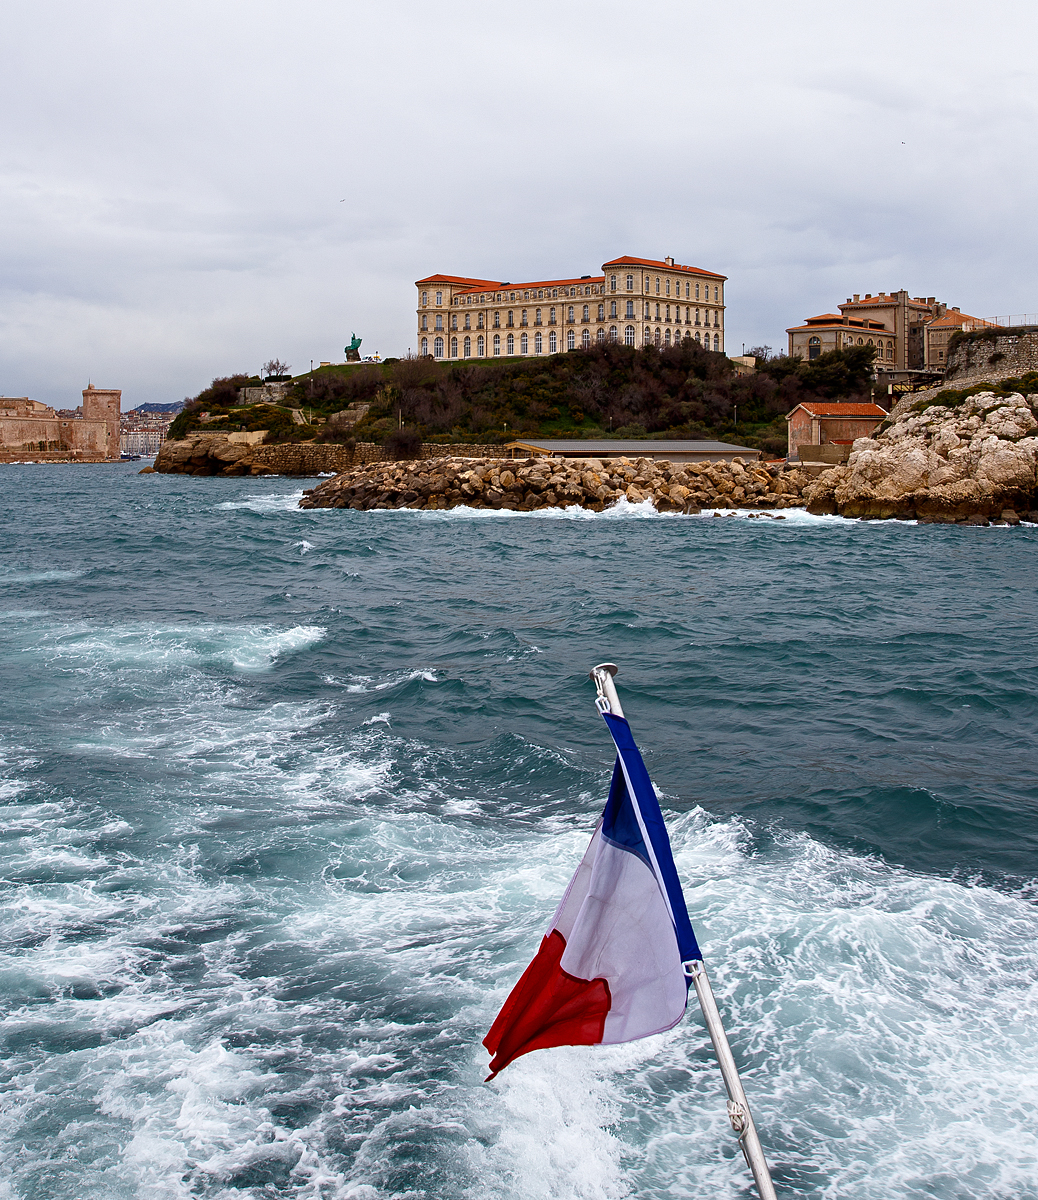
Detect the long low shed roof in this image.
<box><xmin>504</xmin><ymin>439</ymin><xmax>762</xmax><ymax>462</ymax></box>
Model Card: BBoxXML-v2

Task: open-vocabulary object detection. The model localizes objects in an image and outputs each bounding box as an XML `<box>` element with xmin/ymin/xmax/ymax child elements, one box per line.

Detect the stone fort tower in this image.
<box><xmin>82</xmin><ymin>384</ymin><xmax>121</xmax><ymax>457</ymax></box>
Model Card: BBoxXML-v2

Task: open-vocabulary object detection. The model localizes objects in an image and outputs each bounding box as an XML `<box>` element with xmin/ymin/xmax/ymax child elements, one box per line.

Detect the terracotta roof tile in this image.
<box><xmin>453</xmin><ymin>276</ymin><xmax>605</xmax><ymax>296</ymax></box>
<box><xmin>790</xmin><ymin>402</ymin><xmax>887</xmax><ymax>418</ymax></box>
<box><xmin>603</xmin><ymin>255</ymin><xmax>726</xmax><ymax>279</ymax></box>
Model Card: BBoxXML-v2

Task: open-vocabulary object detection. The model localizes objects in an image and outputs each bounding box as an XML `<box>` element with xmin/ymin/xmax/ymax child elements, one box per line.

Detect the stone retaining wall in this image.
<box><xmin>154</xmin><ymin>435</ymin><xmax>511</xmax><ymax>476</ymax></box>
<box><xmin>891</xmin><ymin>330</ymin><xmax>1038</xmax><ymax>419</ymax></box>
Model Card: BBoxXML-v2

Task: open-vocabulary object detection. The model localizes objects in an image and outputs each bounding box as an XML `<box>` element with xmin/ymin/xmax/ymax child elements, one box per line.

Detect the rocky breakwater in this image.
<box><xmin>298</xmin><ymin>455</ymin><xmax>810</xmax><ymax>513</ymax></box>
<box><xmin>804</xmin><ymin>391</ymin><xmax>1038</xmax><ymax>523</ymax></box>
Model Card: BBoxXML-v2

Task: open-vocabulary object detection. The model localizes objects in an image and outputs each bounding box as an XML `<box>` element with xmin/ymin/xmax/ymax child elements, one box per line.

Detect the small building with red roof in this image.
<box><xmin>415</xmin><ymin>255</ymin><xmax>726</xmax><ymax>361</ymax></box>
<box><xmin>785</xmin><ymin>401</ymin><xmax>888</xmax><ymax>459</ymax></box>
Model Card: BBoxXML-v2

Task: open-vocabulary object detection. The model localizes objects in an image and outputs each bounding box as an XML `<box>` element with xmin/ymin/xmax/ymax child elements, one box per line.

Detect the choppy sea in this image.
<box><xmin>1</xmin><ymin>463</ymin><xmax>1036</xmax><ymax>1200</ymax></box>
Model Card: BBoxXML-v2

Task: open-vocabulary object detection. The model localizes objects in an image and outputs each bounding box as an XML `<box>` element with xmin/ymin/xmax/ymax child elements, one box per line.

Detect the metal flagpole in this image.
<box><xmin>589</xmin><ymin>664</ymin><xmax>778</xmax><ymax>1200</ymax></box>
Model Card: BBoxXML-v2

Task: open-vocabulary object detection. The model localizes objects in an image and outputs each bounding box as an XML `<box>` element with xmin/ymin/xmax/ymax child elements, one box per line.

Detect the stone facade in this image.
<box><xmin>890</xmin><ymin>330</ymin><xmax>1038</xmax><ymax>420</ymax></box>
<box><xmin>0</xmin><ymin>386</ymin><xmax>121</xmax><ymax>462</ymax></box>
<box><xmin>416</xmin><ymin>254</ymin><xmax>726</xmax><ymax>361</ymax></box>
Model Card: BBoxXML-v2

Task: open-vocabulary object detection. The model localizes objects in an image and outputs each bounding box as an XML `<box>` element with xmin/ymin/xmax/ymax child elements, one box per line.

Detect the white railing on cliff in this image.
<box><xmin>982</xmin><ymin>315</ymin><xmax>1038</xmax><ymax>328</ymax></box>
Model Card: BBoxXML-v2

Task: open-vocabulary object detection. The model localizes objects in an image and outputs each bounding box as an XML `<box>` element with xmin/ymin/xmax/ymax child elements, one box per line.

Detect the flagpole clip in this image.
<box><xmin>589</xmin><ymin>663</ymin><xmax>624</xmax><ymax>718</ymax></box>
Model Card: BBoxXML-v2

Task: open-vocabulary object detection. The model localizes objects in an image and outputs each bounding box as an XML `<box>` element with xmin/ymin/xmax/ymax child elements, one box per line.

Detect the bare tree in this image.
<box><xmin>746</xmin><ymin>345</ymin><xmax>772</xmax><ymax>362</ymax></box>
<box><xmin>263</xmin><ymin>359</ymin><xmax>292</xmax><ymax>379</ymax></box>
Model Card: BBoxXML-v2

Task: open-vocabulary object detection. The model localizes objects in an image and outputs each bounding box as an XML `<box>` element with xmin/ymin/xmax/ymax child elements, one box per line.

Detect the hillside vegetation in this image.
<box><xmin>168</xmin><ymin>343</ymin><xmax>878</xmax><ymax>457</ymax></box>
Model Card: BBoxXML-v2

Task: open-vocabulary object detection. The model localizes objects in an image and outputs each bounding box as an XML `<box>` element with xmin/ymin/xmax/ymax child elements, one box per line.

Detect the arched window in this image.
<box><xmin>582</xmin><ymin>328</ymin><xmax>591</xmax><ymax>348</ymax></box>
<box><xmin>695</xmin><ymin>283</ymin><xmax>700</xmax><ymax>300</ymax></box>
<box><xmin>434</xmin><ymin>336</ymin><xmax>444</xmax><ymax>358</ymax></box>
<box><xmin>643</xmin><ymin>326</ymin><xmax>652</xmax><ymax>344</ymax></box>
<box><xmin>507</xmin><ymin>311</ymin><xmax>514</xmax><ymax>327</ymax></box>
<box><xmin>686</xmin><ymin>306</ymin><xmax>690</xmax><ymax>323</ymax></box>
<box><xmin>567</xmin><ymin>329</ymin><xmax>576</xmax><ymax>350</ymax></box>
<box><xmin>549</xmin><ymin>330</ymin><xmax>557</xmax><ymax>353</ymax></box>
<box><xmin>435</xmin><ymin>290</ymin><xmax>442</xmax><ymax>305</ymax></box>
<box><xmin>664</xmin><ymin>329</ymin><xmax>671</xmax><ymax>346</ymax></box>
<box><xmin>685</xmin><ymin>282</ymin><xmax>690</xmax><ymax>298</ymax></box>
<box><xmin>421</xmin><ymin>337</ymin><xmax>429</xmax><ymax>355</ymax></box>
<box><xmin>477</xmin><ymin>313</ymin><xmax>484</xmax><ymax>329</ymax></box>
<box><xmin>713</xmin><ymin>334</ymin><xmax>720</xmax><ymax>351</ymax></box>
<box><xmin>654</xmin><ymin>328</ymin><xmax>661</xmax><ymax>346</ymax></box>
<box><xmin>715</xmin><ymin>287</ymin><xmax>719</xmax><ymax>302</ymax></box>
<box><xmin>463</xmin><ymin>336</ymin><xmax>471</xmax><ymax>357</ymax></box>
<box><xmin>887</xmin><ymin>345</ymin><xmax>893</xmax><ymax>359</ymax></box>
<box><xmin>655</xmin><ymin>277</ymin><xmax>661</xmax><ymax>294</ymax></box>
<box><xmin>645</xmin><ymin>276</ymin><xmax>651</xmax><ymax>292</ymax></box>
<box><xmin>626</xmin><ymin>274</ymin><xmax>634</xmax><ymax>291</ymax></box>
<box><xmin>644</xmin><ymin>301</ymin><xmax>651</xmax><ymax>318</ymax></box>
<box><xmin>549</xmin><ymin>307</ymin><xmax>556</xmax><ymax>324</ymax></box>
<box><xmin>695</xmin><ymin>331</ymin><xmax>701</xmax><ymax>343</ymax></box>
<box><xmin>626</xmin><ymin>301</ymin><xmax>635</xmax><ymax>318</ymax></box>
<box><xmin>568</xmin><ymin>305</ymin><xmax>575</xmax><ymax>322</ymax></box>
<box><xmin>421</xmin><ymin>291</ymin><xmax>428</xmax><ymax>306</ymax></box>
<box><xmin>665</xmin><ymin>279</ymin><xmax>671</xmax><ymax>296</ymax></box>
<box><xmin>534</xmin><ymin>331</ymin><xmax>543</xmax><ymax>353</ymax></box>
<box><xmin>493</xmin><ymin>311</ymin><xmax>500</xmax><ymax>328</ymax></box>
<box><xmin>610</xmin><ymin>274</ymin><xmax>617</xmax><ymax>291</ymax></box>
<box><xmin>655</xmin><ymin>303</ymin><xmax>661</xmax><ymax>320</ymax></box>
<box><xmin>808</xmin><ymin>336</ymin><xmax>821</xmax><ymax>359</ymax></box>
<box><xmin>464</xmin><ymin>314</ymin><xmax>471</xmax><ymax>330</ymax></box>
<box><xmin>609</xmin><ymin>300</ymin><xmax>617</xmax><ymax>317</ymax></box>
<box><xmin>665</xmin><ymin>305</ymin><xmax>670</xmax><ymax>322</ymax></box>
<box><xmin>624</xmin><ymin>325</ymin><xmax>635</xmax><ymax>346</ymax></box>
<box><xmin>521</xmin><ymin>309</ymin><xmax>529</xmax><ymax>326</ymax></box>
<box><xmin>867</xmin><ymin>337</ymin><xmax>874</xmax><ymax>345</ymax></box>
<box><xmin>493</xmin><ymin>333</ymin><xmax>501</xmax><ymax>356</ymax></box>
<box><xmin>609</xmin><ymin>325</ymin><xmax>618</xmax><ymax>342</ymax></box>
<box><xmin>477</xmin><ymin>335</ymin><xmax>485</xmax><ymax>357</ymax></box>
<box><xmin>420</xmin><ymin>315</ymin><xmax>427</xmax><ymax>330</ymax></box>
<box><xmin>858</xmin><ymin>337</ymin><xmax>864</xmax><ymax>345</ymax></box>
<box><xmin>535</xmin><ymin>308</ymin><xmax>542</xmax><ymax>325</ymax></box>
<box><xmin>507</xmin><ymin>332</ymin><xmax>515</xmax><ymax>354</ymax></box>
<box><xmin>520</xmin><ymin>332</ymin><xmax>529</xmax><ymax>354</ymax></box>
<box><xmin>695</xmin><ymin>309</ymin><xmax>700</xmax><ymax>325</ymax></box>
<box><xmin>714</xmin><ymin>312</ymin><xmax>719</xmax><ymax>328</ymax></box>
<box><xmin>582</xmin><ymin>304</ymin><xmax>590</xmax><ymax>321</ymax></box>
<box><xmin>436</xmin><ymin>314</ymin><xmax>444</xmax><ymax>331</ymax></box>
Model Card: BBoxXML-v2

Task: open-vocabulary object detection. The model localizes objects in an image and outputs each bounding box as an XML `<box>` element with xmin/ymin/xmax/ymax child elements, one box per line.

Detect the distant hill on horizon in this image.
<box><xmin>128</xmin><ymin>402</ymin><xmax>184</xmax><ymax>414</ymax></box>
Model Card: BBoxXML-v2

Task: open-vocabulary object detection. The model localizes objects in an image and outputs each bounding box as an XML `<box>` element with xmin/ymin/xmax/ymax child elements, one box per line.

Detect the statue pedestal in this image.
<box><xmin>345</xmin><ymin>349</ymin><xmax>361</xmax><ymax>362</ymax></box>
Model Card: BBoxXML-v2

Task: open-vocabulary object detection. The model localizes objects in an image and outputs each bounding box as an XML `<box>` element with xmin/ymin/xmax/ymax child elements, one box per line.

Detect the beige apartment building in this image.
<box><xmin>787</xmin><ymin>290</ymin><xmax>998</xmax><ymax>374</ymax></box>
<box><xmin>415</xmin><ymin>255</ymin><xmax>726</xmax><ymax>360</ymax></box>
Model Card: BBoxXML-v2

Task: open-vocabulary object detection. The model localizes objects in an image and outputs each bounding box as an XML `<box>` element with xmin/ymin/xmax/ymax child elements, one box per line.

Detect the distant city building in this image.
<box><xmin>415</xmin><ymin>254</ymin><xmax>726</xmax><ymax>361</ymax></box>
<box><xmin>786</xmin><ymin>291</ymin><xmax>993</xmax><ymax>374</ymax></box>
<box><xmin>120</xmin><ymin>403</ymin><xmax>179</xmax><ymax>457</ymax></box>
<box><xmin>0</xmin><ymin>385</ymin><xmax>120</xmax><ymax>461</ymax></box>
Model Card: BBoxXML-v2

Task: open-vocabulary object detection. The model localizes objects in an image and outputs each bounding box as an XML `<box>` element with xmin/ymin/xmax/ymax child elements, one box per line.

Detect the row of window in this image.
<box><xmin>419</xmin><ymin>327</ymin><xmax>722</xmax><ymax>359</ymax></box>
<box><xmin>422</xmin><ymin>302</ymin><xmax>722</xmax><ymax>333</ymax></box>
<box><xmin>419</xmin><ymin>278</ymin><xmax>723</xmax><ymax>309</ymax></box>
<box><xmin>806</xmin><ymin>335</ymin><xmax>895</xmax><ymax>361</ymax></box>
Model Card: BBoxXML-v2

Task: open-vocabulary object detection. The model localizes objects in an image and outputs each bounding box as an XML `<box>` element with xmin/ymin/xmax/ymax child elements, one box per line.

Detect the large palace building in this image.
<box><xmin>415</xmin><ymin>255</ymin><xmax>726</xmax><ymax>360</ymax></box>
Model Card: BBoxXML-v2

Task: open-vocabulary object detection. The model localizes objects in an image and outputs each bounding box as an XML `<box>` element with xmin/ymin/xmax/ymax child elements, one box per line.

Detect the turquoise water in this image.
<box><xmin>1</xmin><ymin>464</ymin><xmax>1036</xmax><ymax>1200</ymax></box>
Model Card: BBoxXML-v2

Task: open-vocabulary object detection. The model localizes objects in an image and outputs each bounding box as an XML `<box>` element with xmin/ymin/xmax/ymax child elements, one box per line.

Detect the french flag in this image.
<box><xmin>484</xmin><ymin>709</ymin><xmax>701</xmax><ymax>1079</ymax></box>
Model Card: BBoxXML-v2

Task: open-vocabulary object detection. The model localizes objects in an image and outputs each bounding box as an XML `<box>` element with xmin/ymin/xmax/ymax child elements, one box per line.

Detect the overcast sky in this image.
<box><xmin>2</xmin><ymin>0</ymin><xmax>1036</xmax><ymax>407</ymax></box>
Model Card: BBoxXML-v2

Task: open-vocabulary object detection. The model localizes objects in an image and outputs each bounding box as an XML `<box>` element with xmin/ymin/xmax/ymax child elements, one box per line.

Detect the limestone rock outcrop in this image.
<box><xmin>803</xmin><ymin>391</ymin><xmax>1038</xmax><ymax>522</ymax></box>
<box><xmin>298</xmin><ymin>456</ymin><xmax>811</xmax><ymax>513</ymax></box>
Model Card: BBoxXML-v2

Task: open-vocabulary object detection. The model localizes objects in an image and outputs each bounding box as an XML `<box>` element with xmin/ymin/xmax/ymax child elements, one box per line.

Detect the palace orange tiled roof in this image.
<box><xmin>451</xmin><ymin>275</ymin><xmax>606</xmax><ymax>296</ymax></box>
<box><xmin>603</xmin><ymin>255</ymin><xmax>726</xmax><ymax>279</ymax></box>
<box><xmin>415</xmin><ymin>274</ymin><xmax>504</xmax><ymax>287</ymax></box>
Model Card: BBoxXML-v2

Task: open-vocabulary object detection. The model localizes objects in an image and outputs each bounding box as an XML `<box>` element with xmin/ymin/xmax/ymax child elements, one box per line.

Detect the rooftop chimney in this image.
<box><xmin>952</xmin><ymin>306</ymin><xmax>960</xmax><ymax>312</ymax></box>
<box><xmin>927</xmin><ymin>297</ymin><xmax>935</xmax><ymax>304</ymax></box>
<box><xmin>865</xmin><ymin>293</ymin><xmax>872</xmax><ymax>299</ymax></box>
<box><xmin>665</xmin><ymin>256</ymin><xmax>674</xmax><ymax>266</ymax></box>
<box><xmin>853</xmin><ymin>294</ymin><xmax>860</xmax><ymax>302</ymax></box>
